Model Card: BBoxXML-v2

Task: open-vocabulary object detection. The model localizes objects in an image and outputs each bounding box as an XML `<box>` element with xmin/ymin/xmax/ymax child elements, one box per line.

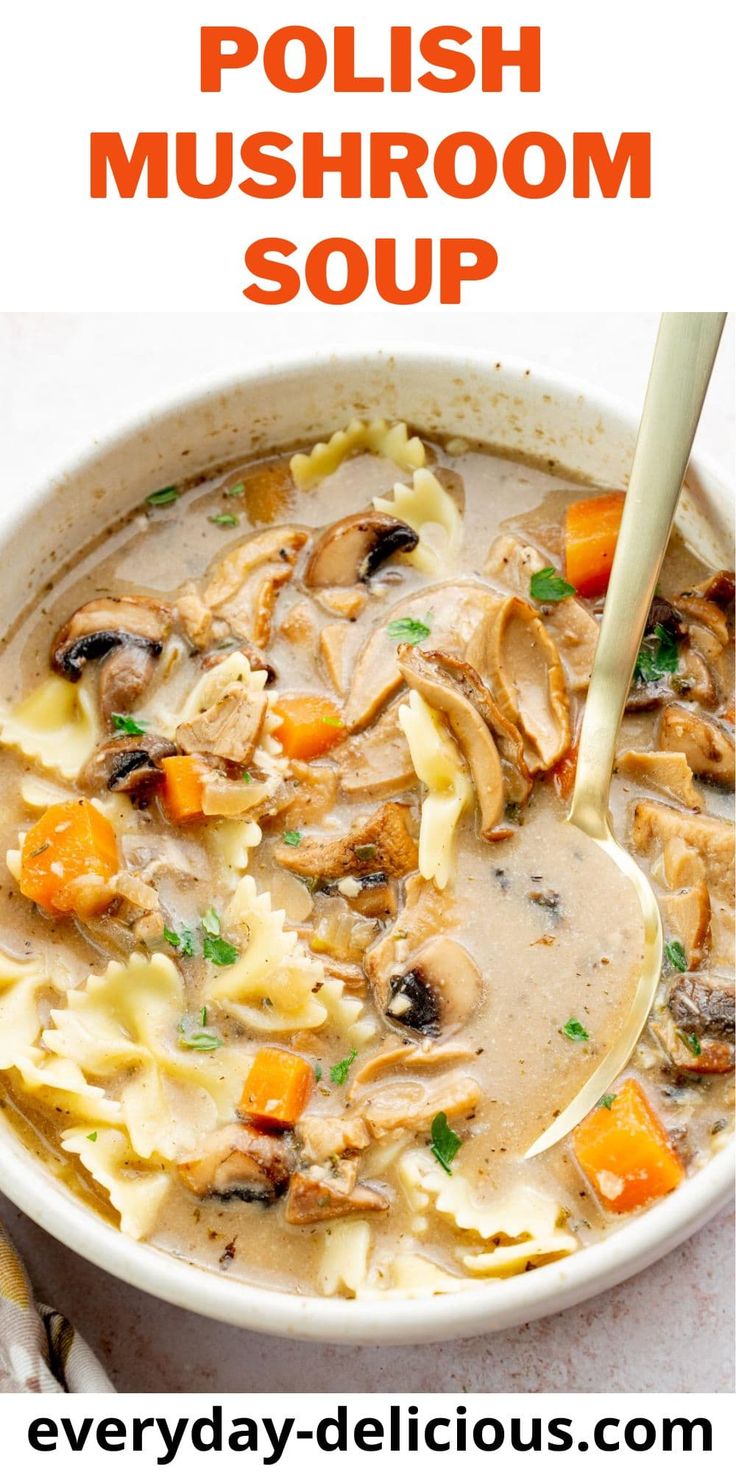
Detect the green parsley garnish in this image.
<box><xmin>680</xmin><ymin>1031</ymin><xmax>702</xmax><ymax>1057</ymax></box>
<box><xmin>529</xmin><ymin>567</ymin><xmax>576</xmax><ymax>603</ymax></box>
<box><xmin>282</xmin><ymin>829</ymin><xmax>302</xmax><ymax>847</ymax></box>
<box><xmin>224</xmin><ymin>481</ymin><xmax>245</xmax><ymax>497</ymax></box>
<box><xmin>200</xmin><ymin>1006</ymin><xmax>208</xmax><ymax>1026</ymax></box>
<box><xmin>111</xmin><ymin>712</ymin><xmax>147</xmax><ymax>736</ymax></box>
<box><xmin>314</xmin><ymin>1064</ymin><xmax>323</xmax><ymax>1082</ymax></box>
<box><xmin>86</xmin><ymin>1131</ymin><xmax>98</xmax><ymax>1142</ymax></box>
<box><xmin>163</xmin><ymin>926</ymin><xmax>195</xmax><ymax>957</ymax></box>
<box><xmin>202</xmin><ymin>934</ymin><xmax>239</xmax><ymax>967</ymax></box>
<box><xmin>633</xmin><ymin>622</ymin><xmax>679</xmax><ymax>684</ymax></box>
<box><xmin>146</xmin><ymin>486</ymin><xmax>179</xmax><ymax>507</ymax></box>
<box><xmin>665</xmin><ymin>939</ymin><xmax>688</xmax><ymax>972</ymax></box>
<box><xmin>209</xmin><ymin>512</ymin><xmax>240</xmax><ymax>528</ymax></box>
<box><xmin>178</xmin><ymin>1020</ymin><xmax>223</xmax><ymax>1051</ymax></box>
<box><xmin>430</xmin><ymin>1112</ymin><xmax>462</xmax><ymax>1174</ymax></box>
<box><xmin>386</xmin><ymin>616</ymin><xmax>432</xmax><ymax>645</ymax></box>
<box><xmin>242</xmin><ymin>771</ymin><xmax>253</xmax><ymax>784</ymax></box>
<box><xmin>321</xmin><ymin>714</ymin><xmax>344</xmax><ymax>728</ymax></box>
<box><xmin>598</xmin><ymin>1093</ymin><xmax>617</xmax><ymax>1110</ymax></box>
<box><xmin>201</xmin><ymin>907</ymin><xmax>221</xmax><ymax>936</ymax></box>
<box><xmin>329</xmin><ymin>1049</ymin><xmax>358</xmax><ymax>1086</ymax></box>
<box><xmin>562</xmin><ymin>1018</ymin><xmax>589</xmax><ymax>1042</ymax></box>
<box><xmin>354</xmin><ymin>843</ymin><xmax>377</xmax><ymax>862</ymax></box>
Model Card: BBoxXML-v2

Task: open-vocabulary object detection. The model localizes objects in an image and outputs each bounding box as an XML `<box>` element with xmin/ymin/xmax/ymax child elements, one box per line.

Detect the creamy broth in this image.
<box><xmin>0</xmin><ymin>427</ymin><xmax>732</xmax><ymax>1299</ymax></box>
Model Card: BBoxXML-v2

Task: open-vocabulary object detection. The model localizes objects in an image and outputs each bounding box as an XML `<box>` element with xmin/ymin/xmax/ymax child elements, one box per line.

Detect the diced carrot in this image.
<box><xmin>552</xmin><ymin>743</ymin><xmax>578</xmax><ymax>802</ymax></box>
<box><xmin>573</xmin><ymin>1078</ymin><xmax>684</xmax><ymax>1214</ymax></box>
<box><xmin>272</xmin><ymin>694</ymin><xmax>345</xmax><ymax>761</ymax></box>
<box><xmin>19</xmin><ymin>799</ymin><xmax>118</xmax><ymax>917</ymax></box>
<box><xmin>565</xmin><ymin>491</ymin><xmax>626</xmax><ymax>598</ymax></box>
<box><xmin>241</xmin><ymin>1047</ymin><xmax>314</xmax><ymax>1130</ymax></box>
<box><xmin>161</xmin><ymin>755</ymin><xmax>205</xmax><ymax>823</ymax></box>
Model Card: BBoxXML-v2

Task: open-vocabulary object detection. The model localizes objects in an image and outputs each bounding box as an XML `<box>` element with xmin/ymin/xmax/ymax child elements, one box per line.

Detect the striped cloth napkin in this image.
<box><xmin>0</xmin><ymin>1218</ymin><xmax>113</xmax><ymax>1392</ymax></box>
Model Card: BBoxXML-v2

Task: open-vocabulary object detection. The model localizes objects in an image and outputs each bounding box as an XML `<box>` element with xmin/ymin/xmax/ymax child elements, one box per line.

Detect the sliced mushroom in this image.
<box><xmin>631</xmin><ymin>799</ymin><xmax>734</xmax><ymax>903</ymax></box>
<box><xmin>362</xmin><ymin>1073</ymin><xmax>481</xmax><ymax>1138</ymax></box>
<box><xmin>274</xmin><ymin>801</ymin><xmax>418</xmax><ymax>880</ymax></box>
<box><xmin>673</xmin><ymin>592</ymin><xmax>731</xmax><ymax>649</ymax></box>
<box><xmin>79</xmin><ymin>733</ymin><xmax>177</xmax><ymax>796</ymax></box>
<box><xmin>344</xmin><ymin>580</ymin><xmax>503</xmax><ymax>731</ymax></box>
<box><xmin>304</xmin><ymin>511</ymin><xmax>418</xmax><ymax>588</ymax></box>
<box><xmin>382</xmin><ymin>936</ymin><xmax>483</xmax><ymax>1036</ymax></box>
<box><xmin>178</xmin><ymin>1123</ymin><xmax>294</xmax><ymax>1202</ymax></box>
<box><xmin>296</xmin><ymin>1115</ymin><xmax>371</xmax><ymax>1164</ymax></box>
<box><xmin>52</xmin><ymin>595</ymin><xmax>172</xmax><ymax>683</ymax></box>
<box><xmin>366</xmin><ymin>873</ymin><xmax>455</xmax><ymax>995</ymax></box>
<box><xmin>348</xmin><ymin>1041</ymin><xmax>476</xmax><ymax>1097</ymax></box>
<box><xmin>485</xmin><ymin>533</ymin><xmax>598</xmax><ymax>691</ymax></box>
<box><xmin>468</xmin><ymin>596</ymin><xmax>571</xmax><ymax>772</ymax></box>
<box><xmin>98</xmin><ymin>644</ymin><xmax>159</xmax><ymax>724</ymax></box>
<box><xmin>668</xmin><ymin>971</ymin><xmax>735</xmax><ymax>1040</ymax></box>
<box><xmin>285</xmin><ymin>1160</ymin><xmax>388</xmax><ymax>1224</ymax></box>
<box><xmin>643</xmin><ymin>595</ymin><xmax>686</xmax><ymax>641</ymax></box>
<box><xmin>398</xmin><ymin>645</ymin><xmax>532</xmax><ymax>813</ymax></box>
<box><xmin>692</xmin><ymin>570</ymin><xmax>735</xmax><ymax>607</ymax></box>
<box><xmin>616</xmin><ymin>749</ymin><xmax>702</xmax><ymax>811</ymax></box>
<box><xmin>659</xmin><ymin>705</ymin><xmax>735</xmax><ymax>788</ymax></box>
<box><xmin>202</xmin><ymin>525</ymin><xmax>309</xmax><ymax>648</ymax></box>
<box><xmin>176</xmin><ymin>684</ymin><xmax>267</xmax><ymax>765</ymax></box>
<box><xmin>659</xmin><ymin>882</ymin><xmax>711</xmax><ymax>969</ymax></box>
<box><xmin>319</xmin><ymin>871</ymin><xmax>397</xmax><ymax>920</ymax></box>
<box><xmin>335</xmin><ymin>699</ymin><xmax>416</xmax><ymax>801</ymax></box>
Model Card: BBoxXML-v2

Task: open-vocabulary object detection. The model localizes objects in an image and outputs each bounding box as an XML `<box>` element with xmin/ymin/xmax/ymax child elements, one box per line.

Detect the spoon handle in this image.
<box><xmin>569</xmin><ymin>312</ymin><xmax>726</xmax><ymax>838</ymax></box>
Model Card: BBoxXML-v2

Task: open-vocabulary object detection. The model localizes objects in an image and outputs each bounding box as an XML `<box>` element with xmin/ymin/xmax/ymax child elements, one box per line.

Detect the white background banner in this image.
<box><xmin>0</xmin><ymin>0</ymin><xmax>734</xmax><ymax>309</ymax></box>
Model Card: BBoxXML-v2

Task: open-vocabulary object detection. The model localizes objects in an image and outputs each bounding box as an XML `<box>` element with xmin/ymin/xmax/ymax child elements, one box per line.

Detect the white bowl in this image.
<box><xmin>0</xmin><ymin>346</ymin><xmax>732</xmax><ymax>1343</ymax></box>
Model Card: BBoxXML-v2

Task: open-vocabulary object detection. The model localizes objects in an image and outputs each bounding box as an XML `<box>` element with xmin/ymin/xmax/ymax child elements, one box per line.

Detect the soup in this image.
<box><xmin>0</xmin><ymin>421</ymin><xmax>732</xmax><ymax>1300</ymax></box>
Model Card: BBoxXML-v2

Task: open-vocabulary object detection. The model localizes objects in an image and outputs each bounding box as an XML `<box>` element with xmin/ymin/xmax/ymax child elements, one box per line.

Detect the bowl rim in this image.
<box><xmin>0</xmin><ymin>341</ymin><xmax>733</xmax><ymax>1344</ymax></box>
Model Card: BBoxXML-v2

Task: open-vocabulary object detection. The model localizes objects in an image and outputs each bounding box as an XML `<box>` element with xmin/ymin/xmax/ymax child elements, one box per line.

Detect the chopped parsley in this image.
<box><xmin>529</xmin><ymin>566</ymin><xmax>576</xmax><ymax>603</ymax></box>
<box><xmin>329</xmin><ymin>1049</ymin><xmax>358</xmax><ymax>1086</ymax></box>
<box><xmin>633</xmin><ymin>622</ymin><xmax>679</xmax><ymax>684</ymax></box>
<box><xmin>202</xmin><ymin>934</ymin><xmax>239</xmax><ymax>967</ymax></box>
<box><xmin>201</xmin><ymin>907</ymin><xmax>221</xmax><ymax>936</ymax></box>
<box><xmin>598</xmin><ymin>1093</ymin><xmax>617</xmax><ymax>1110</ymax></box>
<box><xmin>163</xmin><ymin>926</ymin><xmax>195</xmax><ymax>957</ymax></box>
<box><xmin>354</xmin><ymin>843</ymin><xmax>377</xmax><ymax>862</ymax></box>
<box><xmin>430</xmin><ymin>1112</ymin><xmax>462</xmax><ymax>1174</ymax></box>
<box><xmin>178</xmin><ymin>1017</ymin><xmax>223</xmax><ymax>1051</ymax></box>
<box><xmin>210</xmin><ymin>512</ymin><xmax>240</xmax><ymax>528</ymax></box>
<box><xmin>282</xmin><ymin>829</ymin><xmax>302</xmax><ymax>847</ymax></box>
<box><xmin>386</xmin><ymin>616</ymin><xmax>431</xmax><ymax>645</ymax></box>
<box><xmin>224</xmin><ymin>481</ymin><xmax>245</xmax><ymax>497</ymax></box>
<box><xmin>111</xmin><ymin>712</ymin><xmax>147</xmax><ymax>736</ymax></box>
<box><xmin>314</xmin><ymin>1064</ymin><xmax>323</xmax><ymax>1082</ymax></box>
<box><xmin>242</xmin><ymin>770</ymin><xmax>253</xmax><ymax>783</ymax></box>
<box><xmin>680</xmin><ymin>1030</ymin><xmax>702</xmax><ymax>1057</ymax></box>
<box><xmin>86</xmin><ymin>1131</ymin><xmax>98</xmax><ymax>1142</ymax></box>
<box><xmin>664</xmin><ymin>939</ymin><xmax>688</xmax><ymax>973</ymax></box>
<box><xmin>562</xmin><ymin>1018</ymin><xmax>589</xmax><ymax>1042</ymax></box>
<box><xmin>321</xmin><ymin>714</ymin><xmax>344</xmax><ymax>728</ymax></box>
<box><xmin>145</xmin><ymin>485</ymin><xmax>179</xmax><ymax>507</ymax></box>
<box><xmin>199</xmin><ymin>907</ymin><xmax>237</xmax><ymax>965</ymax></box>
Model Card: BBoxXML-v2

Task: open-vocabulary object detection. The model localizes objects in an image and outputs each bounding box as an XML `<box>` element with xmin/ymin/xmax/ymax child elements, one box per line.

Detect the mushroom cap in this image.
<box><xmin>384</xmin><ymin>936</ymin><xmax>483</xmax><ymax>1036</ymax></box>
<box><xmin>52</xmin><ymin>596</ymin><xmax>172</xmax><ymax>682</ymax></box>
<box><xmin>304</xmin><ymin>511</ymin><xmax>418</xmax><ymax>588</ymax></box>
<box><xmin>79</xmin><ymin>733</ymin><xmax>177</xmax><ymax>796</ymax></box>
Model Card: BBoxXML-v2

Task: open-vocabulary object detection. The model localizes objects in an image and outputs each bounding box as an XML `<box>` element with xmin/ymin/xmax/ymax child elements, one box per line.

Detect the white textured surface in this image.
<box><xmin>0</xmin><ymin>312</ymin><xmax>733</xmax><ymax>1392</ymax></box>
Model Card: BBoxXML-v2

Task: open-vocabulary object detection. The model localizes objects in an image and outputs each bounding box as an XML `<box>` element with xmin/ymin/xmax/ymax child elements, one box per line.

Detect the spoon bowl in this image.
<box><xmin>525</xmin><ymin>312</ymin><xmax>726</xmax><ymax>1158</ymax></box>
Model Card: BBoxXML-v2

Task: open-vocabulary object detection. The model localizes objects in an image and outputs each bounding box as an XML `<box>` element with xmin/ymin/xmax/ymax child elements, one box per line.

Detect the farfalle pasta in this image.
<box><xmin>0</xmin><ymin>423</ymin><xmax>731</xmax><ymax>1296</ymax></box>
<box><xmin>373</xmin><ymin>467</ymin><xmax>463</xmax><ymax>574</ymax></box>
<box><xmin>290</xmin><ymin>419</ymin><xmax>426</xmax><ymax>490</ymax></box>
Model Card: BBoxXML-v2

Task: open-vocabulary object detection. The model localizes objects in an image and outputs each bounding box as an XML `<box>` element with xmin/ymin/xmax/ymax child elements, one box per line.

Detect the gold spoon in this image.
<box><xmin>526</xmin><ymin>312</ymin><xmax>726</xmax><ymax>1159</ymax></box>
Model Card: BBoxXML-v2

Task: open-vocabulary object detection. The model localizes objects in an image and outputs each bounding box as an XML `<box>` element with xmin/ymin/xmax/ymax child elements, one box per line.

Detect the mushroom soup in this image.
<box><xmin>0</xmin><ymin>422</ymin><xmax>733</xmax><ymax>1299</ymax></box>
